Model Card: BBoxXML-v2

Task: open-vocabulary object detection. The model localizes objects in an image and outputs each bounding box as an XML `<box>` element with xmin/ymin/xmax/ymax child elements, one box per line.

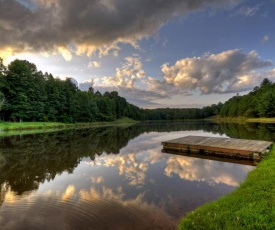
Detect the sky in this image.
<box><xmin>1</xmin><ymin>0</ymin><xmax>275</xmax><ymax>108</ymax></box>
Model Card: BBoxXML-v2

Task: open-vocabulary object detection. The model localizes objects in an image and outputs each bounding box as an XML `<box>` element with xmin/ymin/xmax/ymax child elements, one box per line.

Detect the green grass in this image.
<box><xmin>112</xmin><ymin>116</ymin><xmax>138</xmax><ymax>124</ymax></box>
<box><xmin>246</xmin><ymin>118</ymin><xmax>275</xmax><ymax>123</ymax></box>
<box><xmin>179</xmin><ymin>144</ymin><xmax>275</xmax><ymax>230</ymax></box>
<box><xmin>0</xmin><ymin>117</ymin><xmax>138</xmax><ymax>135</ymax></box>
<box><xmin>0</xmin><ymin>122</ymin><xmax>69</xmax><ymax>130</ymax></box>
<box><xmin>213</xmin><ymin>116</ymin><xmax>275</xmax><ymax>123</ymax></box>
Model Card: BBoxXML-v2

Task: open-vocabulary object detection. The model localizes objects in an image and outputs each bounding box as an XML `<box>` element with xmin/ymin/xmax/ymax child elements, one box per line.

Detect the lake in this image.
<box><xmin>1</xmin><ymin>121</ymin><xmax>275</xmax><ymax>230</ymax></box>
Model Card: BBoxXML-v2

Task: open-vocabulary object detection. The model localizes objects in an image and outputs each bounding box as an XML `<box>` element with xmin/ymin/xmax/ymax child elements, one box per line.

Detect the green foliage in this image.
<box><xmin>0</xmin><ymin>91</ymin><xmax>5</xmax><ymax>112</ymax></box>
<box><xmin>220</xmin><ymin>78</ymin><xmax>275</xmax><ymax>118</ymax></box>
<box><xmin>258</xmin><ymin>90</ymin><xmax>275</xmax><ymax>117</ymax></box>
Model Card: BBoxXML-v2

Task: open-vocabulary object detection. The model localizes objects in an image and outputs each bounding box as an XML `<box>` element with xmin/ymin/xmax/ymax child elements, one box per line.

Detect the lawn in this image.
<box><xmin>179</xmin><ymin>144</ymin><xmax>275</xmax><ymax>230</ymax></box>
<box><xmin>0</xmin><ymin>117</ymin><xmax>138</xmax><ymax>132</ymax></box>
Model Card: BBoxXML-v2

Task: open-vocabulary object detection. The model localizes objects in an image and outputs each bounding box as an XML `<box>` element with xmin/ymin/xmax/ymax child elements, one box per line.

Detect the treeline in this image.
<box><xmin>0</xmin><ymin>58</ymin><xmax>222</xmax><ymax>122</ymax></box>
<box><xmin>143</xmin><ymin>103</ymin><xmax>223</xmax><ymax>120</ymax></box>
<box><xmin>220</xmin><ymin>78</ymin><xmax>275</xmax><ymax>118</ymax></box>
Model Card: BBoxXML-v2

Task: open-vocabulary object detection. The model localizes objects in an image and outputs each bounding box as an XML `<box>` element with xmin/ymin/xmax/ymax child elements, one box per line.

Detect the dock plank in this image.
<box><xmin>161</xmin><ymin>135</ymin><xmax>272</xmax><ymax>160</ymax></box>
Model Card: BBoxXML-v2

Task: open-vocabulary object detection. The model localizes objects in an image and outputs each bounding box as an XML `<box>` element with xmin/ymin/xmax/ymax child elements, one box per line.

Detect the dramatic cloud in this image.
<box><xmin>0</xmin><ymin>0</ymin><xmax>241</xmax><ymax>59</ymax></box>
<box><xmin>161</xmin><ymin>49</ymin><xmax>273</xmax><ymax>94</ymax></box>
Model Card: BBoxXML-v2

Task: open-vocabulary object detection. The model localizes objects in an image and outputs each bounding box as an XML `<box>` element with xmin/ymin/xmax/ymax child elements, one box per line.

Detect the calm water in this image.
<box><xmin>1</xmin><ymin>121</ymin><xmax>275</xmax><ymax>230</ymax></box>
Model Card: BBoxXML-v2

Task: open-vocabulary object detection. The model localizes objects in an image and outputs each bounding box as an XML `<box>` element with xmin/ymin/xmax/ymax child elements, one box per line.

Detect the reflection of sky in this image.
<box><xmin>0</xmin><ymin>130</ymin><xmax>254</xmax><ymax>229</ymax></box>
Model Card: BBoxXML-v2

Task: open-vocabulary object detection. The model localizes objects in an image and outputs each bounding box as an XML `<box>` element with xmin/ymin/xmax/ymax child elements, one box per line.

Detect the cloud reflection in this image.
<box><xmin>97</xmin><ymin>153</ymin><xmax>148</xmax><ymax>187</ymax></box>
<box><xmin>91</xmin><ymin>176</ymin><xmax>104</xmax><ymax>184</ymax></box>
<box><xmin>61</xmin><ymin>185</ymin><xmax>75</xmax><ymax>200</ymax></box>
<box><xmin>0</xmin><ymin>185</ymin><xmax>176</xmax><ymax>230</ymax></box>
<box><xmin>164</xmin><ymin>155</ymin><xmax>253</xmax><ymax>187</ymax></box>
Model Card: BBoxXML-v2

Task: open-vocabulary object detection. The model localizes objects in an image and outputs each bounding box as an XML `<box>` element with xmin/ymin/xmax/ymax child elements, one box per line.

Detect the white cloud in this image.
<box><xmin>57</xmin><ymin>46</ymin><xmax>72</xmax><ymax>61</ymax></box>
<box><xmin>160</xmin><ymin>49</ymin><xmax>273</xmax><ymax>94</ymax></box>
<box><xmin>88</xmin><ymin>61</ymin><xmax>101</xmax><ymax>68</ymax></box>
<box><xmin>234</xmin><ymin>4</ymin><xmax>260</xmax><ymax>17</ymax></box>
<box><xmin>100</xmin><ymin>56</ymin><xmax>145</xmax><ymax>88</ymax></box>
<box><xmin>262</xmin><ymin>35</ymin><xmax>270</xmax><ymax>43</ymax></box>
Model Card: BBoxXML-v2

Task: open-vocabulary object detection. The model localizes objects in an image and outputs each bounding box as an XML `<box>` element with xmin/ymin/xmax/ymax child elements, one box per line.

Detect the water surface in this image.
<box><xmin>1</xmin><ymin>121</ymin><xmax>274</xmax><ymax>229</ymax></box>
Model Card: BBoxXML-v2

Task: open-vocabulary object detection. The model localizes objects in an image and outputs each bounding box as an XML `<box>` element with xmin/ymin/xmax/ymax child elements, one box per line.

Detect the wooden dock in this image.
<box><xmin>161</xmin><ymin>135</ymin><xmax>272</xmax><ymax>160</ymax></box>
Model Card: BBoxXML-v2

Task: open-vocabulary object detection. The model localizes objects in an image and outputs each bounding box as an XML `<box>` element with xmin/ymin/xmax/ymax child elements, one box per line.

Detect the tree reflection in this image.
<box><xmin>0</xmin><ymin>183</ymin><xmax>7</xmax><ymax>209</ymax></box>
<box><xmin>220</xmin><ymin>122</ymin><xmax>275</xmax><ymax>142</ymax></box>
<box><xmin>0</xmin><ymin>126</ymin><xmax>134</xmax><ymax>195</ymax></box>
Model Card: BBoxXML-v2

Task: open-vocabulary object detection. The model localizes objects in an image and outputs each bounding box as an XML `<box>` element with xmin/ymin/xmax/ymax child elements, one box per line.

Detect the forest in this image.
<box><xmin>0</xmin><ymin>58</ymin><xmax>222</xmax><ymax>122</ymax></box>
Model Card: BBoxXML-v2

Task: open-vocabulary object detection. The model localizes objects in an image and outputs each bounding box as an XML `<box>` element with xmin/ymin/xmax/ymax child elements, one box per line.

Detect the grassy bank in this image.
<box><xmin>0</xmin><ymin>117</ymin><xmax>138</xmax><ymax>132</ymax></box>
<box><xmin>246</xmin><ymin>118</ymin><xmax>275</xmax><ymax>123</ymax></box>
<box><xmin>179</xmin><ymin>144</ymin><xmax>275</xmax><ymax>229</ymax></box>
<box><xmin>213</xmin><ymin>115</ymin><xmax>275</xmax><ymax>123</ymax></box>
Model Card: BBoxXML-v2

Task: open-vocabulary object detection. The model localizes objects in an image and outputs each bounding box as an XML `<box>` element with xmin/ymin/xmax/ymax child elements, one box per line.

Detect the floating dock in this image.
<box><xmin>161</xmin><ymin>135</ymin><xmax>272</xmax><ymax>160</ymax></box>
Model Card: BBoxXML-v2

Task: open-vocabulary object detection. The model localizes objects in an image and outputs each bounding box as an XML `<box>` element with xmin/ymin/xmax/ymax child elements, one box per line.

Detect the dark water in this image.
<box><xmin>0</xmin><ymin>121</ymin><xmax>275</xmax><ymax>230</ymax></box>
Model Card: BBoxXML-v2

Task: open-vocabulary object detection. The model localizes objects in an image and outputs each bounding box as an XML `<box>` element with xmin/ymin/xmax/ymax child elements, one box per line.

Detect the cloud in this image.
<box><xmin>262</xmin><ymin>35</ymin><xmax>270</xmax><ymax>43</ymax></box>
<box><xmin>161</xmin><ymin>49</ymin><xmax>273</xmax><ymax>94</ymax></box>
<box><xmin>88</xmin><ymin>61</ymin><xmax>101</xmax><ymax>68</ymax></box>
<box><xmin>78</xmin><ymin>78</ymin><xmax>94</xmax><ymax>91</ymax></box>
<box><xmin>101</xmin><ymin>56</ymin><xmax>145</xmax><ymax>88</ymax></box>
<box><xmin>234</xmin><ymin>4</ymin><xmax>260</xmax><ymax>17</ymax></box>
<box><xmin>0</xmin><ymin>0</ymin><xmax>242</xmax><ymax>59</ymax></box>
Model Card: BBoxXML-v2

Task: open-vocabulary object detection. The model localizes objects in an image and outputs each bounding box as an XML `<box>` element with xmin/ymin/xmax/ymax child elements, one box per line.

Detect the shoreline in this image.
<box><xmin>179</xmin><ymin>144</ymin><xmax>275</xmax><ymax>229</ymax></box>
<box><xmin>0</xmin><ymin>117</ymin><xmax>139</xmax><ymax>136</ymax></box>
<box><xmin>1</xmin><ymin>117</ymin><xmax>275</xmax><ymax>136</ymax></box>
<box><xmin>211</xmin><ymin>116</ymin><xmax>275</xmax><ymax>123</ymax></box>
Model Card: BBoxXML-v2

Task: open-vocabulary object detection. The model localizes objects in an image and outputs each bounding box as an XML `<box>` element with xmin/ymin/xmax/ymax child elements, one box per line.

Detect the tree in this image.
<box><xmin>74</xmin><ymin>91</ymin><xmax>98</xmax><ymax>122</ymax></box>
<box><xmin>258</xmin><ymin>90</ymin><xmax>275</xmax><ymax>117</ymax></box>
<box><xmin>3</xmin><ymin>60</ymin><xmax>39</xmax><ymax>121</ymax></box>
<box><xmin>260</xmin><ymin>78</ymin><xmax>272</xmax><ymax>88</ymax></box>
<box><xmin>0</xmin><ymin>91</ymin><xmax>5</xmax><ymax>112</ymax></box>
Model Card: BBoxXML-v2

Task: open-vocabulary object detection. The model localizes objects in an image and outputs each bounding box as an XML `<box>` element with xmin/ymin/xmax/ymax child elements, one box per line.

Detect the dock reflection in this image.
<box><xmin>162</xmin><ymin>149</ymin><xmax>259</xmax><ymax>166</ymax></box>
